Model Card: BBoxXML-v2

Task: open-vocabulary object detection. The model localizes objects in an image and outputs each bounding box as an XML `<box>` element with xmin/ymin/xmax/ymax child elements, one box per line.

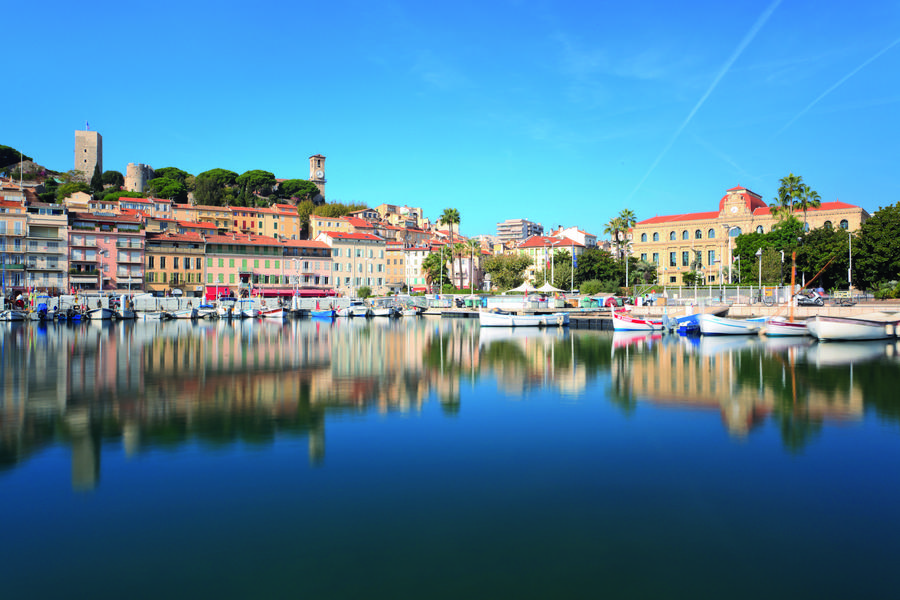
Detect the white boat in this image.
<box><xmin>118</xmin><ymin>308</ymin><xmax>136</xmax><ymax>320</ymax></box>
<box><xmin>241</xmin><ymin>307</ymin><xmax>260</xmax><ymax>319</ymax></box>
<box><xmin>698</xmin><ymin>313</ymin><xmax>762</xmax><ymax>335</ymax></box>
<box><xmin>335</xmin><ymin>306</ymin><xmax>354</xmax><ymax>317</ymax></box>
<box><xmin>612</xmin><ymin>310</ymin><xmax>664</xmax><ymax>331</ymax></box>
<box><xmin>217</xmin><ymin>299</ymin><xmax>237</xmax><ymax>319</ymax></box>
<box><xmin>806</xmin><ymin>313</ymin><xmax>898</xmax><ymax>341</ymax></box>
<box><xmin>172</xmin><ymin>308</ymin><xmax>199</xmax><ymax>319</ymax></box>
<box><xmin>762</xmin><ymin>316</ymin><xmax>810</xmax><ymax>336</ymax></box>
<box><xmin>399</xmin><ymin>306</ymin><xmax>423</xmax><ymax>317</ymax></box>
<box><xmin>479</xmin><ymin>310</ymin><xmax>569</xmax><ymax>327</ymax></box>
<box><xmin>88</xmin><ymin>307</ymin><xmax>116</xmax><ymax>320</ymax></box>
<box><xmin>197</xmin><ymin>304</ymin><xmax>217</xmax><ymax>319</ymax></box>
<box><xmin>139</xmin><ymin>311</ymin><xmax>171</xmax><ymax>321</ymax></box>
<box><xmin>349</xmin><ymin>302</ymin><xmax>371</xmax><ymax>318</ymax></box>
<box><xmin>261</xmin><ymin>307</ymin><xmax>288</xmax><ymax>320</ymax></box>
<box><xmin>371</xmin><ymin>306</ymin><xmax>397</xmax><ymax>318</ymax></box>
<box><xmin>0</xmin><ymin>310</ymin><xmax>27</xmax><ymax>322</ymax></box>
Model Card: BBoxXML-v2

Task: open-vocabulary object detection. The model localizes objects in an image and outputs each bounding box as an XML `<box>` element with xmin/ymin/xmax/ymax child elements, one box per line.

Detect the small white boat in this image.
<box><xmin>399</xmin><ymin>306</ymin><xmax>423</xmax><ymax>317</ymax></box>
<box><xmin>371</xmin><ymin>306</ymin><xmax>397</xmax><ymax>318</ymax></box>
<box><xmin>139</xmin><ymin>311</ymin><xmax>171</xmax><ymax>321</ymax></box>
<box><xmin>762</xmin><ymin>316</ymin><xmax>810</xmax><ymax>337</ymax></box>
<box><xmin>172</xmin><ymin>308</ymin><xmax>199</xmax><ymax>320</ymax></box>
<box><xmin>261</xmin><ymin>307</ymin><xmax>288</xmax><ymax>320</ymax></box>
<box><xmin>241</xmin><ymin>308</ymin><xmax>260</xmax><ymax>319</ymax></box>
<box><xmin>612</xmin><ymin>310</ymin><xmax>664</xmax><ymax>331</ymax></box>
<box><xmin>118</xmin><ymin>308</ymin><xmax>136</xmax><ymax>320</ymax></box>
<box><xmin>0</xmin><ymin>310</ymin><xmax>27</xmax><ymax>322</ymax></box>
<box><xmin>698</xmin><ymin>313</ymin><xmax>762</xmax><ymax>335</ymax></box>
<box><xmin>197</xmin><ymin>304</ymin><xmax>217</xmax><ymax>319</ymax></box>
<box><xmin>806</xmin><ymin>313</ymin><xmax>898</xmax><ymax>341</ymax></box>
<box><xmin>88</xmin><ymin>307</ymin><xmax>116</xmax><ymax>320</ymax></box>
<box><xmin>349</xmin><ymin>302</ymin><xmax>371</xmax><ymax>318</ymax></box>
<box><xmin>479</xmin><ymin>310</ymin><xmax>569</xmax><ymax>327</ymax></box>
<box><xmin>335</xmin><ymin>306</ymin><xmax>354</xmax><ymax>317</ymax></box>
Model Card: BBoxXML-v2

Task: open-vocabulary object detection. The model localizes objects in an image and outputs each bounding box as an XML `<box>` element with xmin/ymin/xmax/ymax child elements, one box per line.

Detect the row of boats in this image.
<box><xmin>611</xmin><ymin>309</ymin><xmax>900</xmax><ymax>341</ymax></box>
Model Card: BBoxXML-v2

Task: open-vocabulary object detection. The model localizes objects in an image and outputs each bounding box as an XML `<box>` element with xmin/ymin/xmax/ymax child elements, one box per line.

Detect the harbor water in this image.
<box><xmin>1</xmin><ymin>318</ymin><xmax>899</xmax><ymax>599</ymax></box>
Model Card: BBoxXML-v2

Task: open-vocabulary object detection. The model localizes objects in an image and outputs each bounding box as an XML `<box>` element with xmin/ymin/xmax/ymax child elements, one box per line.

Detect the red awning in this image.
<box><xmin>251</xmin><ymin>287</ymin><xmax>337</xmax><ymax>298</ymax></box>
<box><xmin>411</xmin><ymin>286</ymin><xmax>428</xmax><ymax>291</ymax></box>
<box><xmin>205</xmin><ymin>285</ymin><xmax>234</xmax><ymax>300</ymax></box>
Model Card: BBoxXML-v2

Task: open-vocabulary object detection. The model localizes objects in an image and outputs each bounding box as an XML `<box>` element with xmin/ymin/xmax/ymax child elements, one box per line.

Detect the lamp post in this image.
<box><xmin>848</xmin><ymin>231</ymin><xmax>852</xmax><ymax>288</ymax></box>
<box><xmin>756</xmin><ymin>248</ymin><xmax>762</xmax><ymax>290</ymax></box>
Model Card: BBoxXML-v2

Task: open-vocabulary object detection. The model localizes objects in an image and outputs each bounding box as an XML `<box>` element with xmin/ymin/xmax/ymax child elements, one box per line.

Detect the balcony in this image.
<box><xmin>115</xmin><ymin>240</ymin><xmax>143</xmax><ymax>249</ymax></box>
<box><xmin>69</xmin><ymin>240</ymin><xmax>98</xmax><ymax>248</ymax></box>
<box><xmin>116</xmin><ymin>256</ymin><xmax>143</xmax><ymax>265</ymax></box>
<box><xmin>116</xmin><ymin>270</ymin><xmax>144</xmax><ymax>279</ymax></box>
<box><xmin>26</xmin><ymin>260</ymin><xmax>63</xmax><ymax>271</ymax></box>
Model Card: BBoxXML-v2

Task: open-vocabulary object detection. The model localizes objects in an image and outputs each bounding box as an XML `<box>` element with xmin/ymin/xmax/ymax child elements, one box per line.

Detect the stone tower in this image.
<box><xmin>125</xmin><ymin>163</ymin><xmax>155</xmax><ymax>193</ymax></box>
<box><xmin>74</xmin><ymin>128</ymin><xmax>103</xmax><ymax>182</ymax></box>
<box><xmin>309</xmin><ymin>154</ymin><xmax>326</xmax><ymax>195</ymax></box>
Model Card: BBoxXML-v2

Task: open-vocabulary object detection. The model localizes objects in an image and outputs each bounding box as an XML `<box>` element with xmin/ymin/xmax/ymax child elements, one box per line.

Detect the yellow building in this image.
<box><xmin>631</xmin><ymin>186</ymin><xmax>869</xmax><ymax>285</ymax></box>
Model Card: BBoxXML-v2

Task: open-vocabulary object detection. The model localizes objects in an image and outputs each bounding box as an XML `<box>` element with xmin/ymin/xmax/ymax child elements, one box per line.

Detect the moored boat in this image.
<box><xmin>370</xmin><ymin>306</ymin><xmax>397</xmax><ymax>318</ymax></box>
<box><xmin>261</xmin><ymin>307</ymin><xmax>288</xmax><ymax>320</ymax></box>
<box><xmin>479</xmin><ymin>310</ymin><xmax>569</xmax><ymax>327</ymax></box>
<box><xmin>612</xmin><ymin>310</ymin><xmax>664</xmax><ymax>331</ymax></box>
<box><xmin>0</xmin><ymin>309</ymin><xmax>27</xmax><ymax>322</ymax></box>
<box><xmin>806</xmin><ymin>313</ymin><xmax>898</xmax><ymax>341</ymax></box>
<box><xmin>172</xmin><ymin>307</ymin><xmax>199</xmax><ymax>320</ymax></box>
<box><xmin>310</xmin><ymin>308</ymin><xmax>336</xmax><ymax>319</ymax></box>
<box><xmin>698</xmin><ymin>313</ymin><xmax>762</xmax><ymax>335</ymax></box>
<box><xmin>87</xmin><ymin>307</ymin><xmax>116</xmax><ymax>320</ymax></box>
<box><xmin>762</xmin><ymin>316</ymin><xmax>810</xmax><ymax>337</ymax></box>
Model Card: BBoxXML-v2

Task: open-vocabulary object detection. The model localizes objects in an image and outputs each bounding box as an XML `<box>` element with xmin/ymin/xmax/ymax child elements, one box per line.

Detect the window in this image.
<box><xmin>641</xmin><ymin>253</ymin><xmax>648</xmax><ymax>261</ymax></box>
<box><xmin>669</xmin><ymin>252</ymin><xmax>676</xmax><ymax>267</ymax></box>
<box><xmin>207</xmin><ymin>258</ymin><xmax>212</xmax><ymax>267</ymax></box>
<box><xmin>229</xmin><ymin>259</ymin><xmax>234</xmax><ymax>268</ymax></box>
<box><xmin>160</xmin><ymin>257</ymin><xmax>167</xmax><ymax>269</ymax></box>
<box><xmin>669</xmin><ymin>231</ymin><xmax>676</xmax><ymax>241</ymax></box>
<box><xmin>174</xmin><ymin>257</ymin><xmax>180</xmax><ymax>270</ymax></box>
<box><xmin>148</xmin><ymin>256</ymin><xmax>155</xmax><ymax>269</ymax></box>
<box><xmin>652</xmin><ymin>252</ymin><xmax>659</xmax><ymax>264</ymax></box>
<box><xmin>265</xmin><ymin>260</ymin><xmax>270</xmax><ymax>269</ymax></box>
<box><xmin>196</xmin><ymin>258</ymin><xmax>202</xmax><ymax>270</ymax></box>
<box><xmin>756</xmin><ymin>225</ymin><xmax>764</xmax><ymax>234</ymax></box>
<box><xmin>682</xmin><ymin>251</ymin><xmax>689</xmax><ymax>266</ymax></box>
<box><xmin>695</xmin><ymin>230</ymin><xmax>702</xmax><ymax>239</ymax></box>
<box><xmin>840</xmin><ymin>220</ymin><xmax>849</xmax><ymax>230</ymax></box>
<box><xmin>708</xmin><ymin>250</ymin><xmax>715</xmax><ymax>266</ymax></box>
<box><xmin>652</xmin><ymin>232</ymin><xmax>659</xmax><ymax>242</ymax></box>
<box><xmin>824</xmin><ymin>221</ymin><xmax>833</xmax><ymax>229</ymax></box>
<box><xmin>219</xmin><ymin>258</ymin><xmax>224</xmax><ymax>268</ymax></box>
<box><xmin>682</xmin><ymin>231</ymin><xmax>689</xmax><ymax>240</ymax></box>
<box><xmin>641</xmin><ymin>233</ymin><xmax>647</xmax><ymax>242</ymax></box>
<box><xmin>708</xmin><ymin>229</ymin><xmax>715</xmax><ymax>239</ymax></box>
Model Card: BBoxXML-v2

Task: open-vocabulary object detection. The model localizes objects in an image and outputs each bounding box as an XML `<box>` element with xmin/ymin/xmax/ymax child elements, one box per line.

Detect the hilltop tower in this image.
<box><xmin>74</xmin><ymin>127</ymin><xmax>102</xmax><ymax>182</ymax></box>
<box><xmin>309</xmin><ymin>154</ymin><xmax>326</xmax><ymax>195</ymax></box>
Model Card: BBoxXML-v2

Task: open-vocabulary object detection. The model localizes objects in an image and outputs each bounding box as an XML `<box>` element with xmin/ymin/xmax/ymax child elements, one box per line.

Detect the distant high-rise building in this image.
<box><xmin>74</xmin><ymin>128</ymin><xmax>102</xmax><ymax>182</ymax></box>
<box><xmin>497</xmin><ymin>218</ymin><xmax>543</xmax><ymax>245</ymax></box>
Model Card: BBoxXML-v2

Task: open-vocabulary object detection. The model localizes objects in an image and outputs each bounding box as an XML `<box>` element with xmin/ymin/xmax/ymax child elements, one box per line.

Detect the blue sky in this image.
<box><xmin>4</xmin><ymin>0</ymin><xmax>899</xmax><ymax>239</ymax></box>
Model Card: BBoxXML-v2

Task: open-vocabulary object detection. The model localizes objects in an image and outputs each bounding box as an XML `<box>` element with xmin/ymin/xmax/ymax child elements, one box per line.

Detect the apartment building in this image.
<box><xmin>315</xmin><ymin>231</ymin><xmax>387</xmax><ymax>295</ymax></box>
<box><xmin>144</xmin><ymin>232</ymin><xmax>206</xmax><ymax>296</ymax></box>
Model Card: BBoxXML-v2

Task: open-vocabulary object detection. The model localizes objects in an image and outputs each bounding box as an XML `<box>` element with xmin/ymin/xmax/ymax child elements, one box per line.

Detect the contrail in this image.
<box><xmin>626</xmin><ymin>0</ymin><xmax>782</xmax><ymax>201</ymax></box>
<box><xmin>774</xmin><ymin>37</ymin><xmax>900</xmax><ymax>138</ymax></box>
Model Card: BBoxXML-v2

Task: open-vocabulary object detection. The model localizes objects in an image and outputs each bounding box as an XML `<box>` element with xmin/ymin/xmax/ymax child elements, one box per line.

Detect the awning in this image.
<box><xmin>251</xmin><ymin>287</ymin><xmax>337</xmax><ymax>298</ymax></box>
<box><xmin>205</xmin><ymin>285</ymin><xmax>234</xmax><ymax>300</ymax></box>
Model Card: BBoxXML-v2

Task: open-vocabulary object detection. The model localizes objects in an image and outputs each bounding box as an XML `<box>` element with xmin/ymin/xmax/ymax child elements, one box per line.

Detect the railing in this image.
<box><xmin>116</xmin><ymin>270</ymin><xmax>144</xmax><ymax>278</ymax></box>
<box><xmin>115</xmin><ymin>240</ymin><xmax>143</xmax><ymax>249</ymax></box>
<box><xmin>70</xmin><ymin>240</ymin><xmax>98</xmax><ymax>247</ymax></box>
<box><xmin>116</xmin><ymin>256</ymin><xmax>143</xmax><ymax>264</ymax></box>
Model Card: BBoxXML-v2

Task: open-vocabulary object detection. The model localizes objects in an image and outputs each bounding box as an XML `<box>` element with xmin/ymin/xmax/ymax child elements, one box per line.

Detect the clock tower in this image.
<box><xmin>309</xmin><ymin>154</ymin><xmax>326</xmax><ymax>195</ymax></box>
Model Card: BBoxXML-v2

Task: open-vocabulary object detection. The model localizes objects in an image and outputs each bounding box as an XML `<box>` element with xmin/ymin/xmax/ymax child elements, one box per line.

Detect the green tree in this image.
<box><xmin>0</xmin><ymin>145</ymin><xmax>32</xmax><ymax>174</ymax></box>
<box><xmin>770</xmin><ymin>173</ymin><xmax>820</xmax><ymax>226</ymax></box>
<box><xmin>798</xmin><ymin>185</ymin><xmax>822</xmax><ymax>230</ymax></box>
<box><xmin>575</xmin><ymin>247</ymin><xmax>622</xmax><ymax>286</ymax></box>
<box><xmin>56</xmin><ymin>181</ymin><xmax>91</xmax><ymax>202</ymax></box>
<box><xmin>90</xmin><ymin>164</ymin><xmax>103</xmax><ymax>193</ymax></box>
<box><xmin>357</xmin><ymin>286</ymin><xmax>372</xmax><ymax>299</ymax></box>
<box><xmin>153</xmin><ymin>167</ymin><xmax>191</xmax><ymax>184</ymax></box>
<box><xmin>236</xmin><ymin>170</ymin><xmax>276</xmax><ymax>203</ymax></box>
<box><xmin>147</xmin><ymin>176</ymin><xmax>188</xmax><ymax>201</ymax></box>
<box><xmin>101</xmin><ymin>170</ymin><xmax>125</xmax><ymax>188</ymax></box>
<box><xmin>855</xmin><ymin>202</ymin><xmax>900</xmax><ymax>289</ymax></box>
<box><xmin>604</xmin><ymin>217</ymin><xmax>625</xmax><ymax>259</ymax></box>
<box><xmin>193</xmin><ymin>168</ymin><xmax>239</xmax><ymax>206</ymax></box>
<box><xmin>796</xmin><ymin>226</ymin><xmax>851</xmax><ymax>290</ymax></box>
<box><xmin>483</xmin><ymin>254</ymin><xmax>532</xmax><ymax>291</ymax></box>
<box><xmin>422</xmin><ymin>251</ymin><xmax>449</xmax><ymax>289</ymax></box>
<box><xmin>296</xmin><ymin>199</ymin><xmax>316</xmax><ymax>231</ymax></box>
<box><xmin>278</xmin><ymin>179</ymin><xmax>320</xmax><ymax>201</ymax></box>
<box><xmin>102</xmin><ymin>191</ymin><xmax>144</xmax><ymax>203</ymax></box>
<box><xmin>633</xmin><ymin>259</ymin><xmax>658</xmax><ymax>285</ymax></box>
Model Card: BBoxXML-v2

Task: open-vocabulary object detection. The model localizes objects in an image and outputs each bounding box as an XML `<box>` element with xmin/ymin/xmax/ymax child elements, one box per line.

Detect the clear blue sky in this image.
<box><xmin>5</xmin><ymin>0</ymin><xmax>899</xmax><ymax>239</ymax></box>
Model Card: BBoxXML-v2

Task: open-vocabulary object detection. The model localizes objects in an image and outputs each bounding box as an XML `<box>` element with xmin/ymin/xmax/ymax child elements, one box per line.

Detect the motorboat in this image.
<box><xmin>261</xmin><ymin>307</ymin><xmax>288</xmax><ymax>320</ymax></box>
<box><xmin>806</xmin><ymin>313</ymin><xmax>899</xmax><ymax>341</ymax></box>
<box><xmin>370</xmin><ymin>306</ymin><xmax>398</xmax><ymax>318</ymax></box>
<box><xmin>87</xmin><ymin>307</ymin><xmax>116</xmax><ymax>320</ymax></box>
<box><xmin>349</xmin><ymin>302</ymin><xmax>371</xmax><ymax>318</ymax></box>
<box><xmin>197</xmin><ymin>304</ymin><xmax>218</xmax><ymax>319</ymax></box>
<box><xmin>478</xmin><ymin>310</ymin><xmax>569</xmax><ymax>327</ymax></box>
<box><xmin>762</xmin><ymin>316</ymin><xmax>810</xmax><ymax>337</ymax></box>
<box><xmin>238</xmin><ymin>300</ymin><xmax>259</xmax><ymax>319</ymax></box>
<box><xmin>612</xmin><ymin>310</ymin><xmax>664</xmax><ymax>331</ymax></box>
<box><xmin>118</xmin><ymin>308</ymin><xmax>136</xmax><ymax>320</ymax></box>
<box><xmin>310</xmin><ymin>308</ymin><xmax>336</xmax><ymax>319</ymax></box>
<box><xmin>399</xmin><ymin>305</ymin><xmax>423</xmax><ymax>317</ymax></box>
<box><xmin>138</xmin><ymin>311</ymin><xmax>172</xmax><ymax>321</ymax></box>
<box><xmin>697</xmin><ymin>313</ymin><xmax>762</xmax><ymax>335</ymax></box>
<box><xmin>172</xmin><ymin>307</ymin><xmax>199</xmax><ymax>320</ymax></box>
<box><xmin>0</xmin><ymin>309</ymin><xmax>27</xmax><ymax>322</ymax></box>
<box><xmin>217</xmin><ymin>298</ymin><xmax>237</xmax><ymax>319</ymax></box>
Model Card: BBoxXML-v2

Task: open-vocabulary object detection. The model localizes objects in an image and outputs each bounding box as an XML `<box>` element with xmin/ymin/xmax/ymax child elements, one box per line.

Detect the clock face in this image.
<box><xmin>316</xmin><ymin>170</ymin><xmax>324</xmax><ymax>179</ymax></box>
<box><xmin>730</xmin><ymin>205</ymin><xmax>738</xmax><ymax>213</ymax></box>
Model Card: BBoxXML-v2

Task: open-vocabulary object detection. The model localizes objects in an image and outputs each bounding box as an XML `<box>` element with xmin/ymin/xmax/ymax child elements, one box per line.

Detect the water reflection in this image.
<box><xmin>2</xmin><ymin>320</ymin><xmax>899</xmax><ymax>488</ymax></box>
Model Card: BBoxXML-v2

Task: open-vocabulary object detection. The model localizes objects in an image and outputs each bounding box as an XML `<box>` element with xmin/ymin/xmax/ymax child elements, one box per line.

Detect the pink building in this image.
<box><xmin>204</xmin><ymin>233</ymin><xmax>298</xmax><ymax>298</ymax></box>
<box><xmin>68</xmin><ymin>212</ymin><xmax>144</xmax><ymax>292</ymax></box>
<box><xmin>281</xmin><ymin>240</ymin><xmax>333</xmax><ymax>290</ymax></box>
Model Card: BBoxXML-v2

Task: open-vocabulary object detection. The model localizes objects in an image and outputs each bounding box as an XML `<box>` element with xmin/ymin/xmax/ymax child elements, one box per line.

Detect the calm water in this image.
<box><xmin>2</xmin><ymin>318</ymin><xmax>900</xmax><ymax>599</ymax></box>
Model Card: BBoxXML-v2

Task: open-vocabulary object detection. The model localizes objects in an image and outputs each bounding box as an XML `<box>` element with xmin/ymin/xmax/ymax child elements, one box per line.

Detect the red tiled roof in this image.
<box><xmin>518</xmin><ymin>235</ymin><xmax>584</xmax><ymax>248</ymax></box>
<box><xmin>752</xmin><ymin>200</ymin><xmax>859</xmax><ymax>216</ymax></box>
<box><xmin>69</xmin><ymin>211</ymin><xmax>141</xmax><ymax>224</ymax></box>
<box><xmin>177</xmin><ymin>220</ymin><xmax>217</xmax><ymax>229</ymax></box>
<box><xmin>345</xmin><ymin>216</ymin><xmax>374</xmax><ymax>228</ymax></box>
<box><xmin>637</xmin><ymin>211</ymin><xmax>721</xmax><ymax>225</ymax></box>
<box><xmin>205</xmin><ymin>233</ymin><xmax>282</xmax><ymax>246</ymax></box>
<box><xmin>281</xmin><ymin>239</ymin><xmax>329</xmax><ymax>248</ymax></box>
<box><xmin>146</xmin><ymin>232</ymin><xmax>205</xmax><ymax>244</ymax></box>
<box><xmin>319</xmin><ymin>231</ymin><xmax>383</xmax><ymax>241</ymax></box>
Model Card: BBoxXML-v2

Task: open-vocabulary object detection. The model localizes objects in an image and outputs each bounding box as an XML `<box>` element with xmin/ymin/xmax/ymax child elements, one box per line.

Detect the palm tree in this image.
<box><xmin>604</xmin><ymin>217</ymin><xmax>625</xmax><ymax>258</ymax></box>
<box><xmin>440</xmin><ymin>208</ymin><xmax>460</xmax><ymax>246</ymax></box>
<box><xmin>770</xmin><ymin>173</ymin><xmax>805</xmax><ymax>220</ymax></box>
<box><xmin>452</xmin><ymin>242</ymin><xmax>467</xmax><ymax>290</ymax></box>
<box><xmin>467</xmin><ymin>239</ymin><xmax>481</xmax><ymax>292</ymax></box>
<box><xmin>797</xmin><ymin>185</ymin><xmax>821</xmax><ymax>230</ymax></box>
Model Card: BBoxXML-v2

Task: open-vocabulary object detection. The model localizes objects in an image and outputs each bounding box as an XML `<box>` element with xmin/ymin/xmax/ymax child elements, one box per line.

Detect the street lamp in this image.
<box><xmin>756</xmin><ymin>248</ymin><xmax>762</xmax><ymax>289</ymax></box>
<box><xmin>848</xmin><ymin>231</ymin><xmax>852</xmax><ymax>288</ymax></box>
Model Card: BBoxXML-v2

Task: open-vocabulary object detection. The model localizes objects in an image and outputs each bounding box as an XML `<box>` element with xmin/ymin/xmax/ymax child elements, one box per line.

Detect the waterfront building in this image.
<box><xmin>516</xmin><ymin>235</ymin><xmax>585</xmax><ymax>284</ymax></box>
<box><xmin>280</xmin><ymin>240</ymin><xmax>333</xmax><ymax>290</ymax></box>
<box><xmin>315</xmin><ymin>231</ymin><xmax>387</xmax><ymax>296</ymax></box>
<box><xmin>273</xmin><ymin>204</ymin><xmax>302</xmax><ymax>240</ymax></box>
<box><xmin>348</xmin><ymin>208</ymin><xmax>380</xmax><ymax>221</ymax></box>
<box><xmin>308</xmin><ymin>215</ymin><xmax>351</xmax><ymax>240</ymax></box>
<box><xmin>25</xmin><ymin>202</ymin><xmax>68</xmax><ymax>292</ymax></box>
<box><xmin>497</xmin><ymin>218</ymin><xmax>543</xmax><ymax>246</ymax></box>
<box><xmin>204</xmin><ymin>233</ymin><xmax>293</xmax><ymax>297</ymax></box>
<box><xmin>172</xmin><ymin>204</ymin><xmax>232</xmax><ymax>232</ymax></box>
<box><xmin>124</xmin><ymin>163</ymin><xmax>155</xmax><ymax>193</ymax></box>
<box><xmin>74</xmin><ymin>128</ymin><xmax>102</xmax><ymax>182</ymax></box>
<box><xmin>630</xmin><ymin>186</ymin><xmax>870</xmax><ymax>285</ymax></box>
<box><xmin>385</xmin><ymin>241</ymin><xmax>406</xmax><ymax>292</ymax></box>
<box><xmin>144</xmin><ymin>232</ymin><xmax>205</xmax><ymax>296</ymax></box>
<box><xmin>67</xmin><ymin>212</ymin><xmax>144</xmax><ymax>292</ymax></box>
<box><xmin>0</xmin><ymin>194</ymin><xmax>27</xmax><ymax>291</ymax></box>
<box><xmin>403</xmin><ymin>245</ymin><xmax>433</xmax><ymax>292</ymax></box>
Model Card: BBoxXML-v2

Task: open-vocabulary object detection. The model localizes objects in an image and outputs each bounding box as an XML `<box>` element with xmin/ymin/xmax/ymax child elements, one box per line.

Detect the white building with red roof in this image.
<box><xmin>516</xmin><ymin>235</ymin><xmax>585</xmax><ymax>284</ymax></box>
<box><xmin>315</xmin><ymin>231</ymin><xmax>387</xmax><ymax>296</ymax></box>
<box><xmin>631</xmin><ymin>185</ymin><xmax>869</xmax><ymax>285</ymax></box>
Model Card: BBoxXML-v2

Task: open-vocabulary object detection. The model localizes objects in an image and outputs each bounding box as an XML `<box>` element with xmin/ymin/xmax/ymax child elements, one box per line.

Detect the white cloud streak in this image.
<box><xmin>626</xmin><ymin>0</ymin><xmax>782</xmax><ymax>202</ymax></box>
<box><xmin>773</xmin><ymin>37</ymin><xmax>900</xmax><ymax>138</ymax></box>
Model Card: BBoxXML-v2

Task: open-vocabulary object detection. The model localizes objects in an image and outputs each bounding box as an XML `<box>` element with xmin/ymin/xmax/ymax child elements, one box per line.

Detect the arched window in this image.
<box><xmin>653</xmin><ymin>232</ymin><xmax>659</xmax><ymax>242</ymax></box>
<box><xmin>708</xmin><ymin>228</ymin><xmax>715</xmax><ymax>239</ymax></box>
<box><xmin>756</xmin><ymin>225</ymin><xmax>764</xmax><ymax>234</ymax></box>
<box><xmin>669</xmin><ymin>231</ymin><xmax>676</xmax><ymax>241</ymax></box>
<box><xmin>641</xmin><ymin>233</ymin><xmax>647</xmax><ymax>242</ymax></box>
<box><xmin>730</xmin><ymin>227</ymin><xmax>741</xmax><ymax>236</ymax></box>
<box><xmin>682</xmin><ymin>230</ymin><xmax>689</xmax><ymax>240</ymax></box>
<box><xmin>840</xmin><ymin>219</ymin><xmax>849</xmax><ymax>230</ymax></box>
<box><xmin>824</xmin><ymin>221</ymin><xmax>832</xmax><ymax>230</ymax></box>
<box><xmin>695</xmin><ymin>229</ymin><xmax>702</xmax><ymax>239</ymax></box>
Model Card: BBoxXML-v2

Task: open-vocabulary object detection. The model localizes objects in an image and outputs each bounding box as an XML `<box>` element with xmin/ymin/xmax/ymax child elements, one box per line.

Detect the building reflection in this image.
<box><xmin>1</xmin><ymin>320</ymin><xmax>899</xmax><ymax>488</ymax></box>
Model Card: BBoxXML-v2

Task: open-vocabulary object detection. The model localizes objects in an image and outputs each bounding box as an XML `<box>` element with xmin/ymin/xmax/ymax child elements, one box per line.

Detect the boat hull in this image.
<box><xmin>612</xmin><ymin>311</ymin><xmax>664</xmax><ymax>331</ymax></box>
<box><xmin>763</xmin><ymin>317</ymin><xmax>810</xmax><ymax>337</ymax></box>
<box><xmin>698</xmin><ymin>313</ymin><xmax>761</xmax><ymax>335</ymax></box>
<box><xmin>806</xmin><ymin>315</ymin><xmax>895</xmax><ymax>341</ymax></box>
<box><xmin>479</xmin><ymin>311</ymin><xmax>569</xmax><ymax>327</ymax></box>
